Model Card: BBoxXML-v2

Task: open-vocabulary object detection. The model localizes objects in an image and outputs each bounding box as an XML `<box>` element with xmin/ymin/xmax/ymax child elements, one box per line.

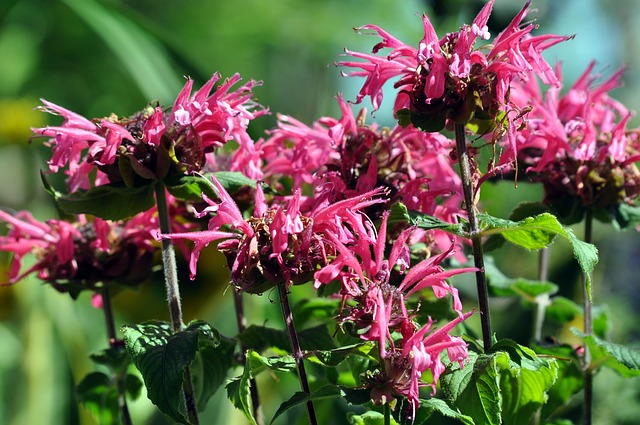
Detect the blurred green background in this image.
<box><xmin>1</xmin><ymin>0</ymin><xmax>639</xmax><ymax>423</ymax></box>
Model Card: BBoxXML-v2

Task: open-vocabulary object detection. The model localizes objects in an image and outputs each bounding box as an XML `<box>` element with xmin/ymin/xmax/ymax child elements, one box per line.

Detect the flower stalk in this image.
<box><xmin>582</xmin><ymin>208</ymin><xmax>594</xmax><ymax>425</ymax></box>
<box><xmin>100</xmin><ymin>285</ymin><xmax>133</xmax><ymax>425</ymax></box>
<box><xmin>454</xmin><ymin>123</ymin><xmax>492</xmax><ymax>351</ymax></box>
<box><xmin>154</xmin><ymin>183</ymin><xmax>200</xmax><ymax>425</ymax></box>
<box><xmin>233</xmin><ymin>289</ymin><xmax>263</xmax><ymax>425</ymax></box>
<box><xmin>277</xmin><ymin>281</ymin><xmax>317</xmax><ymax>425</ymax></box>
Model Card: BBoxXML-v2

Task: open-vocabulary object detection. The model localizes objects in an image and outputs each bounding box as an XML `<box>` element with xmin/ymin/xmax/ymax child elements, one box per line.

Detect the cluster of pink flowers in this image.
<box><xmin>5</xmin><ymin>0</ymin><xmax>608</xmax><ymax>417</ymax></box>
<box><xmin>157</xmin><ymin>173</ymin><xmax>475</xmax><ymax>415</ymax></box>
<box><xmin>0</xmin><ymin>208</ymin><xmax>156</xmax><ymax>294</ymax></box>
<box><xmin>33</xmin><ymin>73</ymin><xmax>267</xmax><ymax>191</ymax></box>
<box><xmin>338</xmin><ymin>0</ymin><xmax>571</xmax><ymax>180</ymax></box>
<box><xmin>505</xmin><ymin>63</ymin><xmax>640</xmax><ymax>214</ymax></box>
<box><xmin>261</xmin><ymin>95</ymin><xmax>466</xmax><ymax>258</ymax></box>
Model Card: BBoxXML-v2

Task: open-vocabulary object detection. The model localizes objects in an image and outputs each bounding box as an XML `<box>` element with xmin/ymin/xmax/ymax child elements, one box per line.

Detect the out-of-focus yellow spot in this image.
<box><xmin>0</xmin><ymin>98</ymin><xmax>45</xmax><ymax>145</ymax></box>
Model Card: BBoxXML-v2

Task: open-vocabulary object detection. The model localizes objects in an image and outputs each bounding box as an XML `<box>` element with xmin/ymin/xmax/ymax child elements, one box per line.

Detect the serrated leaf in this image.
<box><xmin>441</xmin><ymin>351</ymin><xmax>502</xmax><ymax>425</ymax></box>
<box><xmin>193</xmin><ymin>333</ymin><xmax>236</xmax><ymax>411</ymax></box>
<box><xmin>76</xmin><ymin>371</ymin><xmax>120</xmax><ymax>425</ymax></box>
<box><xmin>572</xmin><ymin>330</ymin><xmax>640</xmax><ymax>377</ymax></box>
<box><xmin>533</xmin><ymin>343</ymin><xmax>583</xmax><ymax>419</ymax></box>
<box><xmin>489</xmin><ymin>340</ymin><xmax>559</xmax><ymax>424</ymax></box>
<box><xmin>414</xmin><ymin>397</ymin><xmax>475</xmax><ymax>425</ymax></box>
<box><xmin>89</xmin><ymin>345</ymin><xmax>131</xmax><ymax>373</ymax></box>
<box><xmin>122</xmin><ymin>320</ymin><xmax>209</xmax><ymax>424</ymax></box>
<box><xmin>478</xmin><ymin>212</ymin><xmax>598</xmax><ymax>299</ymax></box>
<box><xmin>56</xmin><ymin>184</ymin><xmax>156</xmax><ymax>220</ymax></box>
<box><xmin>226</xmin><ymin>364</ymin><xmax>257</xmax><ymax>425</ymax></box>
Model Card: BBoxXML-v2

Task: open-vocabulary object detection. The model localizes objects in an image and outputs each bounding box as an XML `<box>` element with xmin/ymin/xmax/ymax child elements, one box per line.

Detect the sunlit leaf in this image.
<box><xmin>572</xmin><ymin>330</ymin><xmax>640</xmax><ymax>377</ymax></box>
<box><xmin>414</xmin><ymin>397</ymin><xmax>475</xmax><ymax>425</ymax></box>
<box><xmin>478</xmin><ymin>212</ymin><xmax>598</xmax><ymax>299</ymax></box>
<box><xmin>226</xmin><ymin>363</ymin><xmax>257</xmax><ymax>425</ymax></box>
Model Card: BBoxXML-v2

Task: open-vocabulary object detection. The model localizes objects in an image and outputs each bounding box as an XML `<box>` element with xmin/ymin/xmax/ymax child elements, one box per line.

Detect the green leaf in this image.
<box><xmin>442</xmin><ymin>341</ymin><xmax>559</xmax><ymax>425</ymax></box>
<box><xmin>88</xmin><ymin>345</ymin><xmax>131</xmax><ymax>373</ymax></box>
<box><xmin>478</xmin><ymin>212</ymin><xmax>598</xmax><ymax>299</ymax></box>
<box><xmin>306</xmin><ymin>342</ymin><xmax>376</xmax><ymax>368</ymax></box>
<box><xmin>292</xmin><ymin>297</ymin><xmax>342</xmax><ymax>327</ymax></box>
<box><xmin>52</xmin><ymin>183</ymin><xmax>156</xmax><ymax>220</ymax></box>
<box><xmin>388</xmin><ymin>203</ymin><xmax>466</xmax><ymax>236</ymax></box>
<box><xmin>192</xmin><ymin>332</ymin><xmax>236</xmax><ymax>411</ymax></box>
<box><xmin>226</xmin><ymin>362</ymin><xmax>257</xmax><ymax>425</ymax></box>
<box><xmin>165</xmin><ymin>173</ymin><xmax>218</xmax><ymax>202</ymax></box>
<box><xmin>613</xmin><ymin>202</ymin><xmax>640</xmax><ymax>229</ymax></box>
<box><xmin>533</xmin><ymin>343</ymin><xmax>583</xmax><ymax>420</ymax></box>
<box><xmin>76</xmin><ymin>372</ymin><xmax>120</xmax><ymax>425</ymax></box>
<box><xmin>211</xmin><ymin>171</ymin><xmax>260</xmax><ymax>194</ymax></box>
<box><xmin>247</xmin><ymin>350</ymin><xmax>296</xmax><ymax>375</ymax></box>
<box><xmin>545</xmin><ymin>296</ymin><xmax>581</xmax><ymax>324</ymax></box>
<box><xmin>489</xmin><ymin>340</ymin><xmax>559</xmax><ymax>424</ymax></box>
<box><xmin>572</xmin><ymin>330</ymin><xmax>640</xmax><ymax>377</ymax></box>
<box><xmin>441</xmin><ymin>351</ymin><xmax>502</xmax><ymax>425</ymax></box>
<box><xmin>414</xmin><ymin>397</ymin><xmax>475</xmax><ymax>425</ymax></box>
<box><xmin>484</xmin><ymin>256</ymin><xmax>557</xmax><ymax>300</ymax></box>
<box><xmin>122</xmin><ymin>320</ymin><xmax>222</xmax><ymax>424</ymax></box>
<box><xmin>347</xmin><ymin>410</ymin><xmax>399</xmax><ymax>425</ymax></box>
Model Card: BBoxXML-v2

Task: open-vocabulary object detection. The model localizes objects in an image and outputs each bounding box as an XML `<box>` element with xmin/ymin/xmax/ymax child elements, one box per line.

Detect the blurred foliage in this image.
<box><xmin>1</xmin><ymin>0</ymin><xmax>639</xmax><ymax>424</ymax></box>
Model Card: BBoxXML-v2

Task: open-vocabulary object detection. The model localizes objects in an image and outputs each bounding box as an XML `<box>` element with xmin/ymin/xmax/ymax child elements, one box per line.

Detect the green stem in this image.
<box><xmin>233</xmin><ymin>289</ymin><xmax>263</xmax><ymax>425</ymax></box>
<box><xmin>101</xmin><ymin>286</ymin><xmax>133</xmax><ymax>425</ymax></box>
<box><xmin>454</xmin><ymin>123</ymin><xmax>492</xmax><ymax>351</ymax></box>
<box><xmin>277</xmin><ymin>281</ymin><xmax>317</xmax><ymax>425</ymax></box>
<box><xmin>384</xmin><ymin>403</ymin><xmax>391</xmax><ymax>425</ymax></box>
<box><xmin>582</xmin><ymin>208</ymin><xmax>594</xmax><ymax>425</ymax></box>
<box><xmin>155</xmin><ymin>183</ymin><xmax>200</xmax><ymax>425</ymax></box>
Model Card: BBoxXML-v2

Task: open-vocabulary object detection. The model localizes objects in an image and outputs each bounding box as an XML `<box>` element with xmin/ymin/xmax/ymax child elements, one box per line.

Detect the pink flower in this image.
<box><xmin>32</xmin><ymin>73</ymin><xmax>267</xmax><ymax>192</ymax></box>
<box><xmin>508</xmin><ymin>62</ymin><xmax>640</xmax><ymax>213</ymax></box>
<box><xmin>262</xmin><ymin>96</ymin><xmax>467</xmax><ymax>257</ymax></box>
<box><xmin>0</xmin><ymin>209</ymin><xmax>165</xmax><ymax>294</ymax></box>
<box><xmin>338</xmin><ymin>0</ymin><xmax>568</xmax><ymax>119</ymax></box>
<box><xmin>156</xmin><ymin>175</ymin><xmax>387</xmax><ymax>293</ymax></box>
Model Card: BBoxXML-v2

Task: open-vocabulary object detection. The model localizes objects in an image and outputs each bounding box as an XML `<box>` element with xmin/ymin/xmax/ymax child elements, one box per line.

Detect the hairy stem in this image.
<box><xmin>155</xmin><ymin>183</ymin><xmax>200</xmax><ymax>425</ymax></box>
<box><xmin>277</xmin><ymin>281</ymin><xmax>317</xmax><ymax>425</ymax></box>
<box><xmin>454</xmin><ymin>123</ymin><xmax>493</xmax><ymax>351</ymax></box>
<box><xmin>234</xmin><ymin>289</ymin><xmax>263</xmax><ymax>425</ymax></box>
<box><xmin>582</xmin><ymin>208</ymin><xmax>594</xmax><ymax>425</ymax></box>
<box><xmin>101</xmin><ymin>286</ymin><xmax>133</xmax><ymax>425</ymax></box>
